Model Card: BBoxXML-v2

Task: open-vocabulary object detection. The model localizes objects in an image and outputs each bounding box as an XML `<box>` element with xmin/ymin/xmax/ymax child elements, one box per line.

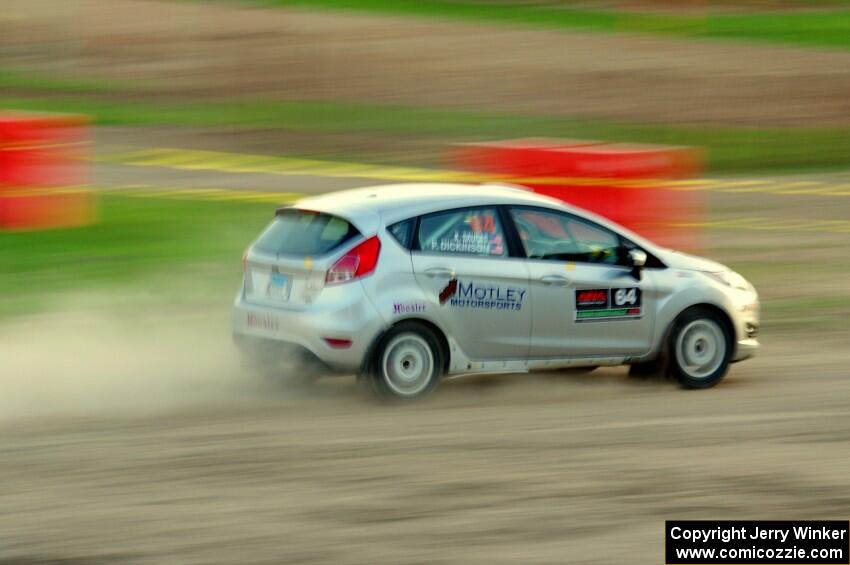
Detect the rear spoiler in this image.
<box><xmin>272</xmin><ymin>205</ymin><xmax>378</xmax><ymax>239</ymax></box>
<box><xmin>275</xmin><ymin>205</ymin><xmax>318</xmax><ymax>216</ymax></box>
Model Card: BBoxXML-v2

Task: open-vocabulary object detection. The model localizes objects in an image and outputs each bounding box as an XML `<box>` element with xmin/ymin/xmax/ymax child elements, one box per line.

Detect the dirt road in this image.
<box><xmin>2</xmin><ymin>191</ymin><xmax>848</xmax><ymax>563</ymax></box>
<box><xmin>2</xmin><ymin>303</ymin><xmax>849</xmax><ymax>564</ymax></box>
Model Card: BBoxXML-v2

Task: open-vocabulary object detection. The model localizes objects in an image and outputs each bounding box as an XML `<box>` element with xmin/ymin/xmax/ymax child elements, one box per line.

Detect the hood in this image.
<box><xmin>658</xmin><ymin>249</ymin><xmax>728</xmax><ymax>273</ymax></box>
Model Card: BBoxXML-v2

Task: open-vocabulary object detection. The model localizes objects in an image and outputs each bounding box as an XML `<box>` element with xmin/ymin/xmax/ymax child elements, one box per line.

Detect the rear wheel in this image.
<box><xmin>668</xmin><ymin>307</ymin><xmax>732</xmax><ymax>389</ymax></box>
<box><xmin>363</xmin><ymin>322</ymin><xmax>444</xmax><ymax>401</ymax></box>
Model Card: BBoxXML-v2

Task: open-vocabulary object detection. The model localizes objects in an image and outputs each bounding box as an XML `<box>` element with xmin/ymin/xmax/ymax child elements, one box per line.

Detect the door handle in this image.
<box><xmin>540</xmin><ymin>275</ymin><xmax>571</xmax><ymax>286</ymax></box>
<box><xmin>424</xmin><ymin>267</ymin><xmax>456</xmax><ymax>278</ymax></box>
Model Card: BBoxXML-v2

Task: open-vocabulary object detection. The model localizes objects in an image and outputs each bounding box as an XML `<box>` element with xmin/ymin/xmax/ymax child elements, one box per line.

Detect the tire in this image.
<box><xmin>667</xmin><ymin>307</ymin><xmax>733</xmax><ymax>389</ymax></box>
<box><xmin>362</xmin><ymin>322</ymin><xmax>444</xmax><ymax>401</ymax></box>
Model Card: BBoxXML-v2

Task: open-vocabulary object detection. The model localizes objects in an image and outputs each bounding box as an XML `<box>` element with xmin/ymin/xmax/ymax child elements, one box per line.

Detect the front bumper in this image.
<box><xmin>733</xmin><ymin>337</ymin><xmax>759</xmax><ymax>362</ymax></box>
<box><xmin>232</xmin><ymin>281</ymin><xmax>387</xmax><ymax>372</ymax></box>
<box><xmin>730</xmin><ymin>293</ymin><xmax>760</xmax><ymax>362</ymax></box>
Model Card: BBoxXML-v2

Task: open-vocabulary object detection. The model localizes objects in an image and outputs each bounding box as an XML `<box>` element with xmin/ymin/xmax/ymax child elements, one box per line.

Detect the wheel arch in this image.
<box><xmin>665</xmin><ymin>302</ymin><xmax>736</xmax><ymax>356</ymax></box>
<box><xmin>361</xmin><ymin>317</ymin><xmax>451</xmax><ymax>375</ymax></box>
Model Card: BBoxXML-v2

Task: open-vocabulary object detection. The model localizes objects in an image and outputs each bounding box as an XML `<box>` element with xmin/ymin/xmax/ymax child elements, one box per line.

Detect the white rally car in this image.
<box><xmin>233</xmin><ymin>183</ymin><xmax>759</xmax><ymax>400</ymax></box>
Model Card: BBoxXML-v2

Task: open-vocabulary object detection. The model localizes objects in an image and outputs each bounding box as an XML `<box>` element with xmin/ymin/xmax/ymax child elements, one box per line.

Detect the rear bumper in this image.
<box><xmin>232</xmin><ymin>281</ymin><xmax>387</xmax><ymax>372</ymax></box>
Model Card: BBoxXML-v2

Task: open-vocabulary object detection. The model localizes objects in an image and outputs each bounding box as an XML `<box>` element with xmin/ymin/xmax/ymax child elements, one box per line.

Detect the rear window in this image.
<box><xmin>253</xmin><ymin>209</ymin><xmax>360</xmax><ymax>256</ymax></box>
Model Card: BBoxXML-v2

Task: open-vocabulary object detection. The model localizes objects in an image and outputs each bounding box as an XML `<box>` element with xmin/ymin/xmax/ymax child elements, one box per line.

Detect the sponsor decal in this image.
<box><xmin>427</xmin><ymin>211</ymin><xmax>504</xmax><ymax>256</ymax></box>
<box><xmin>439</xmin><ymin>278</ymin><xmax>458</xmax><ymax>305</ymax></box>
<box><xmin>393</xmin><ymin>302</ymin><xmax>426</xmax><ymax>315</ymax></box>
<box><xmin>575</xmin><ymin>287</ymin><xmax>642</xmax><ymax>322</ymax></box>
<box><xmin>439</xmin><ymin>278</ymin><xmax>526</xmax><ymax>312</ymax></box>
<box><xmin>433</xmin><ymin>232</ymin><xmax>503</xmax><ymax>255</ymax></box>
<box><xmin>576</xmin><ymin>289</ymin><xmax>608</xmax><ymax>307</ymax></box>
<box><xmin>246</xmin><ymin>312</ymin><xmax>280</xmax><ymax>331</ymax></box>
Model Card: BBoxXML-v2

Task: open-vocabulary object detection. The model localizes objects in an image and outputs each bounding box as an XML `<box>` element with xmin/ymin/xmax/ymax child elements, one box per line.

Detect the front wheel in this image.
<box><xmin>362</xmin><ymin>322</ymin><xmax>444</xmax><ymax>401</ymax></box>
<box><xmin>668</xmin><ymin>307</ymin><xmax>733</xmax><ymax>389</ymax></box>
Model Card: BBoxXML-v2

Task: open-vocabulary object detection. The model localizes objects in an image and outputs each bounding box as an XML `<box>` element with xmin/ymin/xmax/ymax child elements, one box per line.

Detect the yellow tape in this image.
<box><xmin>96</xmin><ymin>147</ymin><xmax>850</xmax><ymax>198</ymax></box>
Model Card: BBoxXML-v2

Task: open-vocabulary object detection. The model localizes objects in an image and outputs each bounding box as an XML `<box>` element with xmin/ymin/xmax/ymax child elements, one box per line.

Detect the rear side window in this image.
<box><xmin>253</xmin><ymin>209</ymin><xmax>359</xmax><ymax>256</ymax></box>
<box><xmin>417</xmin><ymin>207</ymin><xmax>507</xmax><ymax>257</ymax></box>
<box><xmin>387</xmin><ymin>219</ymin><xmax>414</xmax><ymax>249</ymax></box>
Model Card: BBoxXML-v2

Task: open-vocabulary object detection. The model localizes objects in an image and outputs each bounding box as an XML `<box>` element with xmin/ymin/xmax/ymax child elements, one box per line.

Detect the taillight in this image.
<box><xmin>326</xmin><ymin>236</ymin><xmax>381</xmax><ymax>285</ymax></box>
<box><xmin>323</xmin><ymin>337</ymin><xmax>353</xmax><ymax>349</ymax></box>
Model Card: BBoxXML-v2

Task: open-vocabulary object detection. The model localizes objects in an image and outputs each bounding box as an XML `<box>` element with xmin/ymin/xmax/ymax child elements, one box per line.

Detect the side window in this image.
<box><xmin>417</xmin><ymin>207</ymin><xmax>507</xmax><ymax>257</ymax></box>
<box><xmin>509</xmin><ymin>207</ymin><xmax>623</xmax><ymax>265</ymax></box>
<box><xmin>387</xmin><ymin>218</ymin><xmax>414</xmax><ymax>249</ymax></box>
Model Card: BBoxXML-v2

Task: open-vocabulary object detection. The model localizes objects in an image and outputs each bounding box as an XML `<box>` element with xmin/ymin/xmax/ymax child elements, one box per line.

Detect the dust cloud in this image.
<box><xmin>0</xmin><ymin>290</ymin><xmax>664</xmax><ymax>424</ymax></box>
<box><xmin>0</xmin><ymin>295</ymin><xmax>262</xmax><ymax>421</ymax></box>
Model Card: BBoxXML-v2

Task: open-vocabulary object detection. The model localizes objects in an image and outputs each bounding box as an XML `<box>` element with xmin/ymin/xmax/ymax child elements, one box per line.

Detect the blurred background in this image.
<box><xmin>1</xmin><ymin>1</ymin><xmax>849</xmax><ymax>563</ymax></box>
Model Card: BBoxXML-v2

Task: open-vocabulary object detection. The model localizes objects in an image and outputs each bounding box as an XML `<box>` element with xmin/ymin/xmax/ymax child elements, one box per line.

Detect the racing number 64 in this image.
<box><xmin>614</xmin><ymin>288</ymin><xmax>638</xmax><ymax>306</ymax></box>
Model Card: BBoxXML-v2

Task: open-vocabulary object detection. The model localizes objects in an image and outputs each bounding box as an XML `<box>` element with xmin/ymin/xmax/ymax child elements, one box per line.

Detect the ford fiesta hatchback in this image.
<box><xmin>233</xmin><ymin>183</ymin><xmax>759</xmax><ymax>400</ymax></box>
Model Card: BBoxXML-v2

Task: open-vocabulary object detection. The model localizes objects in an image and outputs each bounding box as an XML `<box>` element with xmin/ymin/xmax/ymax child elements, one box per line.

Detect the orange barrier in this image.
<box><xmin>452</xmin><ymin>138</ymin><xmax>705</xmax><ymax>249</ymax></box>
<box><xmin>0</xmin><ymin>111</ymin><xmax>94</xmax><ymax>230</ymax></box>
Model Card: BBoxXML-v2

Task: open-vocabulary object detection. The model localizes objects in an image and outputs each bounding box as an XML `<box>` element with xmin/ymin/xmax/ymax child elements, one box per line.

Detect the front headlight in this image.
<box><xmin>702</xmin><ymin>270</ymin><xmax>752</xmax><ymax>291</ymax></box>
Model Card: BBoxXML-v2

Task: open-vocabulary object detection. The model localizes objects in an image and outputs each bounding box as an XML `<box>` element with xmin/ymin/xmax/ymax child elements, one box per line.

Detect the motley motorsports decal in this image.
<box><xmin>575</xmin><ymin>287</ymin><xmax>642</xmax><ymax>321</ymax></box>
<box><xmin>439</xmin><ymin>278</ymin><xmax>526</xmax><ymax>311</ymax></box>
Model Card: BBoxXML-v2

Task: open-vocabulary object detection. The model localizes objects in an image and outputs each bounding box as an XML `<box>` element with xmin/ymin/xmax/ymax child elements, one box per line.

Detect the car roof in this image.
<box><xmin>293</xmin><ymin>183</ymin><xmax>556</xmax><ymax>222</ymax></box>
<box><xmin>288</xmin><ymin>182</ymin><xmax>658</xmax><ymax>251</ymax></box>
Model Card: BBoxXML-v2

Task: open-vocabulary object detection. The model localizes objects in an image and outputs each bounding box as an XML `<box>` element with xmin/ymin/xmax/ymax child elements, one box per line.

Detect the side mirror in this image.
<box><xmin>628</xmin><ymin>249</ymin><xmax>647</xmax><ymax>280</ymax></box>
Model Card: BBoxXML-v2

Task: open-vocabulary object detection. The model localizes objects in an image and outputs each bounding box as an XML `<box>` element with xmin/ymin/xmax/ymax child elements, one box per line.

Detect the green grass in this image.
<box><xmin>0</xmin><ymin>194</ymin><xmax>273</xmax><ymax>318</ymax></box>
<box><xmin>215</xmin><ymin>0</ymin><xmax>850</xmax><ymax>50</ymax></box>
<box><xmin>0</xmin><ymin>68</ymin><xmax>141</xmax><ymax>95</ymax></box>
<box><xmin>3</xmin><ymin>96</ymin><xmax>850</xmax><ymax>173</ymax></box>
